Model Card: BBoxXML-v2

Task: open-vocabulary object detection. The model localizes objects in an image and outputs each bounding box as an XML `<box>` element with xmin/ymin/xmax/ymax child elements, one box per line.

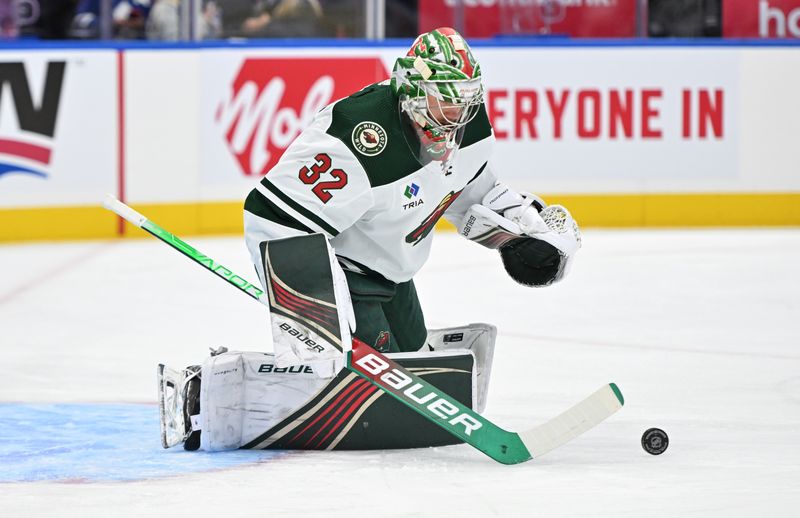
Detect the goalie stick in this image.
<box><xmin>103</xmin><ymin>194</ymin><xmax>624</xmax><ymax>465</ymax></box>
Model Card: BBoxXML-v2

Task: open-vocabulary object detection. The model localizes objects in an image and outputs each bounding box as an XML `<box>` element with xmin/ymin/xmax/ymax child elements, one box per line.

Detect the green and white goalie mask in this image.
<box><xmin>391</xmin><ymin>27</ymin><xmax>484</xmax><ymax>163</ymax></box>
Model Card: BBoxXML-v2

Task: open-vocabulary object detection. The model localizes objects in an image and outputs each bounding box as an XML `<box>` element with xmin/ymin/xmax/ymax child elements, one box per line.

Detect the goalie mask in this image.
<box><xmin>391</xmin><ymin>27</ymin><xmax>484</xmax><ymax>164</ymax></box>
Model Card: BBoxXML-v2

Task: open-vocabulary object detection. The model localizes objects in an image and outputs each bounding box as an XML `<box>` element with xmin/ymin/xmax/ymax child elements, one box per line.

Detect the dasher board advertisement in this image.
<box><xmin>0</xmin><ymin>51</ymin><xmax>117</xmax><ymax>208</ymax></box>
<box><xmin>723</xmin><ymin>0</ymin><xmax>800</xmax><ymax>38</ymax></box>
<box><xmin>192</xmin><ymin>46</ymin><xmax>740</xmax><ymax>197</ymax></box>
<box><xmin>418</xmin><ymin>0</ymin><xmax>637</xmax><ymax>38</ymax></box>
<box><xmin>197</xmin><ymin>48</ymin><xmax>394</xmax><ymax>203</ymax></box>
<box><xmin>478</xmin><ymin>47</ymin><xmax>740</xmax><ymax>193</ymax></box>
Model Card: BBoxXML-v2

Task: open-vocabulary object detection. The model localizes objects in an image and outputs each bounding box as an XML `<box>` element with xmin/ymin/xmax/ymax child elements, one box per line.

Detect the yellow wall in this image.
<box><xmin>2</xmin><ymin>193</ymin><xmax>798</xmax><ymax>242</ymax></box>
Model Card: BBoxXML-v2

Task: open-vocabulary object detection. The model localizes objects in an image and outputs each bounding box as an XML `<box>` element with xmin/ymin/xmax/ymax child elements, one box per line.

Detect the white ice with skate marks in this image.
<box><xmin>0</xmin><ymin>230</ymin><xmax>799</xmax><ymax>517</ymax></box>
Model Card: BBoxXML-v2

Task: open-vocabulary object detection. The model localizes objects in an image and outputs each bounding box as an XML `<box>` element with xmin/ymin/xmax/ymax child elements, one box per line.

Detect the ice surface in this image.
<box><xmin>1</xmin><ymin>229</ymin><xmax>799</xmax><ymax>517</ymax></box>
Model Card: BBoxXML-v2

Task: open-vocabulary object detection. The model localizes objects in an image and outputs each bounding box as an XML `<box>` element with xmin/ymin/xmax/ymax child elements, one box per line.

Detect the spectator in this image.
<box><xmin>15</xmin><ymin>0</ymin><xmax>79</xmax><ymax>39</ymax></box>
<box><xmin>649</xmin><ymin>0</ymin><xmax>721</xmax><ymax>37</ymax></box>
<box><xmin>385</xmin><ymin>0</ymin><xmax>417</xmax><ymax>38</ymax></box>
<box><xmin>71</xmin><ymin>0</ymin><xmax>152</xmax><ymax>39</ymax></box>
<box><xmin>146</xmin><ymin>0</ymin><xmax>220</xmax><ymax>40</ymax></box>
<box><xmin>239</xmin><ymin>0</ymin><xmax>326</xmax><ymax>38</ymax></box>
<box><xmin>114</xmin><ymin>0</ymin><xmax>151</xmax><ymax>39</ymax></box>
<box><xmin>0</xmin><ymin>0</ymin><xmax>18</xmax><ymax>39</ymax></box>
<box><xmin>317</xmin><ymin>0</ymin><xmax>361</xmax><ymax>38</ymax></box>
<box><xmin>316</xmin><ymin>0</ymin><xmax>416</xmax><ymax>39</ymax></box>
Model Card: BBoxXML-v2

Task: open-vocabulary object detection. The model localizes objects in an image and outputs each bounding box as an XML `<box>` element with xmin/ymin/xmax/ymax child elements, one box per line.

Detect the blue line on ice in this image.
<box><xmin>0</xmin><ymin>403</ymin><xmax>282</xmax><ymax>482</ymax></box>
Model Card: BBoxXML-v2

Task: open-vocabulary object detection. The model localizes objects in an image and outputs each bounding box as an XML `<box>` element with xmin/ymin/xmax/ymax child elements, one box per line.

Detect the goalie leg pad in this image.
<box><xmin>425</xmin><ymin>323</ymin><xmax>496</xmax><ymax>412</ymax></box>
<box><xmin>193</xmin><ymin>348</ymin><xmax>476</xmax><ymax>451</ymax></box>
<box><xmin>199</xmin><ymin>352</ymin><xmax>247</xmax><ymax>451</ymax></box>
<box><xmin>198</xmin><ymin>350</ymin><xmax>346</xmax><ymax>451</ymax></box>
<box><xmin>258</xmin><ymin>234</ymin><xmax>355</xmax><ymax>370</ymax></box>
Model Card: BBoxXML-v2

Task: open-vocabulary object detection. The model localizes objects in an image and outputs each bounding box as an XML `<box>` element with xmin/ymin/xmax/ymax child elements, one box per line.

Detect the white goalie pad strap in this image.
<box><xmin>425</xmin><ymin>323</ymin><xmax>497</xmax><ymax>413</ymax></box>
<box><xmin>304</xmin><ymin>357</ymin><xmax>344</xmax><ymax>379</ymax></box>
<box><xmin>328</xmin><ymin>241</ymin><xmax>356</xmax><ymax>351</ymax></box>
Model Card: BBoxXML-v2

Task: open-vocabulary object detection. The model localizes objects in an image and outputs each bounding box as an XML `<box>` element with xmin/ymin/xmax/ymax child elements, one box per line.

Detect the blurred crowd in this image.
<box><xmin>0</xmin><ymin>0</ymin><xmax>728</xmax><ymax>41</ymax></box>
<box><xmin>0</xmin><ymin>0</ymin><xmax>418</xmax><ymax>40</ymax></box>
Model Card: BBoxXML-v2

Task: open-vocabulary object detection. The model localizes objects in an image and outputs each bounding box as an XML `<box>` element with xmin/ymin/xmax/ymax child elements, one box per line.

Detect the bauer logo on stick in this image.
<box><xmin>354</xmin><ymin>351</ymin><xmax>483</xmax><ymax>436</ymax></box>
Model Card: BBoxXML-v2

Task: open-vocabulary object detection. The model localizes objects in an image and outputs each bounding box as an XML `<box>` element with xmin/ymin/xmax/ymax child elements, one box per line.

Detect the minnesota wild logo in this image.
<box><xmin>405</xmin><ymin>190</ymin><xmax>462</xmax><ymax>246</ymax></box>
<box><xmin>374</xmin><ymin>330</ymin><xmax>391</xmax><ymax>351</ymax></box>
<box><xmin>352</xmin><ymin>121</ymin><xmax>387</xmax><ymax>156</ymax></box>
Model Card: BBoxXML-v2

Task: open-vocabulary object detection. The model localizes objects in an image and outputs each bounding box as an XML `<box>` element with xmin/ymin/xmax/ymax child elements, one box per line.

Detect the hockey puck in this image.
<box><xmin>641</xmin><ymin>428</ymin><xmax>669</xmax><ymax>455</ymax></box>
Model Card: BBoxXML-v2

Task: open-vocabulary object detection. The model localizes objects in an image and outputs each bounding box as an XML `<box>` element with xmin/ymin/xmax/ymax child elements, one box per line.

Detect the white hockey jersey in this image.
<box><xmin>244</xmin><ymin>83</ymin><xmax>497</xmax><ymax>283</ymax></box>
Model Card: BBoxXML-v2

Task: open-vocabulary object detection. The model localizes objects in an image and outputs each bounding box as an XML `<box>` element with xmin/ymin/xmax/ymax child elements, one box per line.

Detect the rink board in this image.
<box><xmin>1</xmin><ymin>42</ymin><xmax>799</xmax><ymax>241</ymax></box>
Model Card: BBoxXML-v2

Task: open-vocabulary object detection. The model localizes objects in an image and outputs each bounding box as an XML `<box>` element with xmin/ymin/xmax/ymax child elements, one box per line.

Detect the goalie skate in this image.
<box><xmin>157</xmin><ymin>364</ymin><xmax>201</xmax><ymax>449</ymax></box>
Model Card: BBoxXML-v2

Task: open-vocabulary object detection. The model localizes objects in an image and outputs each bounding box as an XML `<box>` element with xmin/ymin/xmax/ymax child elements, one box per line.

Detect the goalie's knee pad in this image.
<box><xmin>425</xmin><ymin>323</ymin><xmax>496</xmax><ymax>413</ymax></box>
<box><xmin>255</xmin><ymin>233</ymin><xmax>356</xmax><ymax>368</ymax></box>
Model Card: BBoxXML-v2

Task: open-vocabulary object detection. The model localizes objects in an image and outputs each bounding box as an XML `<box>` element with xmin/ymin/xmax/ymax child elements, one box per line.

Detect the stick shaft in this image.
<box><xmin>104</xmin><ymin>195</ymin><xmax>265</xmax><ymax>302</ymax></box>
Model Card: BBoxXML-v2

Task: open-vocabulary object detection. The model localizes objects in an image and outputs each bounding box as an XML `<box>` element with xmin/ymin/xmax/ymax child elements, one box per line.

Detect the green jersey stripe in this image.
<box><xmin>244</xmin><ymin>189</ymin><xmax>315</xmax><ymax>235</ymax></box>
<box><xmin>259</xmin><ymin>179</ymin><xmax>340</xmax><ymax>237</ymax></box>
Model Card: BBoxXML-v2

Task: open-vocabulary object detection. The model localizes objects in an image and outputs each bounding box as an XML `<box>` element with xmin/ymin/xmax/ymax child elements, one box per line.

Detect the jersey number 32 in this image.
<box><xmin>298</xmin><ymin>153</ymin><xmax>348</xmax><ymax>204</ymax></box>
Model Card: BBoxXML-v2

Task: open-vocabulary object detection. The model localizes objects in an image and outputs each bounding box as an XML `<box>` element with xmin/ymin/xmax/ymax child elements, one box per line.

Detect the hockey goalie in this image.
<box><xmin>158</xmin><ymin>27</ymin><xmax>581</xmax><ymax>453</ymax></box>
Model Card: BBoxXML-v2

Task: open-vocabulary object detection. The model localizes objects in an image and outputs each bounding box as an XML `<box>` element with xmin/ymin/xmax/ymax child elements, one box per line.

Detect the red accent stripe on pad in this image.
<box><xmin>303</xmin><ymin>381</ymin><xmax>375</xmax><ymax>449</ymax></box>
<box><xmin>271</xmin><ymin>278</ymin><xmax>338</xmax><ymax>328</ymax></box>
<box><xmin>288</xmin><ymin>379</ymin><xmax>367</xmax><ymax>445</ymax></box>
<box><xmin>315</xmin><ymin>385</ymin><xmax>378</xmax><ymax>448</ymax></box>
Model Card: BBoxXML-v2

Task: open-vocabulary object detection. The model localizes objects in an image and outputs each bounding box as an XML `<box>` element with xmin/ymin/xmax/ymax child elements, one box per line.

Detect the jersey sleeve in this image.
<box><xmin>244</xmin><ymin>107</ymin><xmax>374</xmax><ymax>239</ymax></box>
<box><xmin>443</xmin><ymin>133</ymin><xmax>499</xmax><ymax>228</ymax></box>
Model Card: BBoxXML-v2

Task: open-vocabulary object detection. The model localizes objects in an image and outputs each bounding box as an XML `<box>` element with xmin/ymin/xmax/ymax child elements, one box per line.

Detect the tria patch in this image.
<box><xmin>352</xmin><ymin>121</ymin><xmax>387</xmax><ymax>156</ymax></box>
<box><xmin>404</xmin><ymin>182</ymin><xmax>420</xmax><ymax>199</ymax></box>
<box><xmin>403</xmin><ymin>198</ymin><xmax>424</xmax><ymax>211</ymax></box>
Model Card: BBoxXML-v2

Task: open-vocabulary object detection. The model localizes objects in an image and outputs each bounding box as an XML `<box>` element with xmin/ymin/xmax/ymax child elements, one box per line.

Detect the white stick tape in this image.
<box><xmin>103</xmin><ymin>194</ymin><xmax>147</xmax><ymax>228</ymax></box>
